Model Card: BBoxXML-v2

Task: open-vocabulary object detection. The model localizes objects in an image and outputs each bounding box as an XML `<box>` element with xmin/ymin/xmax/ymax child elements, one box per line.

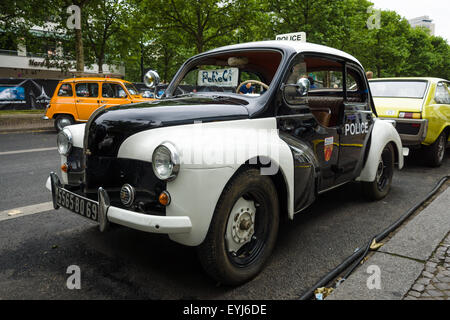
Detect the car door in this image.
<box><xmin>75</xmin><ymin>82</ymin><xmax>100</xmax><ymax>121</ymax></box>
<box><xmin>100</xmin><ymin>82</ymin><xmax>131</xmax><ymax>108</ymax></box>
<box><xmin>51</xmin><ymin>82</ymin><xmax>75</xmax><ymax>118</ymax></box>
<box><xmin>276</xmin><ymin>53</ymin><xmax>343</xmax><ymax>212</ymax></box>
<box><xmin>334</xmin><ymin>64</ymin><xmax>374</xmax><ymax>185</ymax></box>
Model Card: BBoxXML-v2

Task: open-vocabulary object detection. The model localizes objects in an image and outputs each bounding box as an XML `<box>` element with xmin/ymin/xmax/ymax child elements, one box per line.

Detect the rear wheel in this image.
<box><xmin>197</xmin><ymin>169</ymin><xmax>279</xmax><ymax>285</ymax></box>
<box><xmin>424</xmin><ymin>131</ymin><xmax>447</xmax><ymax>167</ymax></box>
<box><xmin>54</xmin><ymin>114</ymin><xmax>74</xmax><ymax>132</ymax></box>
<box><xmin>362</xmin><ymin>143</ymin><xmax>395</xmax><ymax>201</ymax></box>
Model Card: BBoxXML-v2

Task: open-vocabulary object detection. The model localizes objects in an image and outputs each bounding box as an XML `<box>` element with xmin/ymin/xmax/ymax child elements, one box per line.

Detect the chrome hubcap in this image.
<box><xmin>376</xmin><ymin>158</ymin><xmax>384</xmax><ymax>182</ymax></box>
<box><xmin>226</xmin><ymin>197</ymin><xmax>256</xmax><ymax>254</ymax></box>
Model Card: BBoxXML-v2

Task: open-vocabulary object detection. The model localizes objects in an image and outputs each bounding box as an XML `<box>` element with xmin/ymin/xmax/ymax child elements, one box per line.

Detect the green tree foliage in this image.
<box><xmin>363</xmin><ymin>10</ymin><xmax>411</xmax><ymax>77</ymax></box>
<box><xmin>3</xmin><ymin>0</ymin><xmax>450</xmax><ymax>82</ymax></box>
<box><xmin>82</xmin><ymin>0</ymin><xmax>129</xmax><ymax>73</ymax></box>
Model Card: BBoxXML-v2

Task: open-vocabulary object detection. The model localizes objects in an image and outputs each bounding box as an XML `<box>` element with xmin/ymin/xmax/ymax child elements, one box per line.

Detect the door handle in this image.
<box><xmin>76</xmin><ymin>99</ymin><xmax>82</xmax><ymax>103</ymax></box>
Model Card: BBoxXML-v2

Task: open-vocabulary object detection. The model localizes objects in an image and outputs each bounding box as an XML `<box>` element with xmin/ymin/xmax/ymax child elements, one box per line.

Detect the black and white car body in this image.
<box><xmin>46</xmin><ymin>41</ymin><xmax>404</xmax><ymax>285</ymax></box>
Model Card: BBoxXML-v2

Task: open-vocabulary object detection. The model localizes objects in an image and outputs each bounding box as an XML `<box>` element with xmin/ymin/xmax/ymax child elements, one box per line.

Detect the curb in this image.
<box><xmin>0</xmin><ymin>114</ymin><xmax>55</xmax><ymax>133</ymax></box>
<box><xmin>327</xmin><ymin>186</ymin><xmax>450</xmax><ymax>300</ymax></box>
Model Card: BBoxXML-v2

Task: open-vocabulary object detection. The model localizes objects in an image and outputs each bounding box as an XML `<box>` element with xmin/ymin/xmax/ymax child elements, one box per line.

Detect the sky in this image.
<box><xmin>370</xmin><ymin>0</ymin><xmax>450</xmax><ymax>42</ymax></box>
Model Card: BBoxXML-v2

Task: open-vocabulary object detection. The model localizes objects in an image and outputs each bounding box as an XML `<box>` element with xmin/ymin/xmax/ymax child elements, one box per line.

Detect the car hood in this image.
<box><xmin>373</xmin><ymin>97</ymin><xmax>424</xmax><ymax>117</ymax></box>
<box><xmin>86</xmin><ymin>95</ymin><xmax>250</xmax><ymax>157</ymax></box>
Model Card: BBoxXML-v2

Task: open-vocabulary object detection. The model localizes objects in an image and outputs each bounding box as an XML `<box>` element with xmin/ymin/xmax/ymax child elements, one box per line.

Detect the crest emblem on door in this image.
<box><xmin>324</xmin><ymin>137</ymin><xmax>334</xmax><ymax>162</ymax></box>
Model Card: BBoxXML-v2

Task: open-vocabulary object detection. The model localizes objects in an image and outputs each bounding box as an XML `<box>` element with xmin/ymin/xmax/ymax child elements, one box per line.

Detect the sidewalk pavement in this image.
<box><xmin>328</xmin><ymin>185</ymin><xmax>450</xmax><ymax>300</ymax></box>
<box><xmin>0</xmin><ymin>113</ymin><xmax>54</xmax><ymax>132</ymax></box>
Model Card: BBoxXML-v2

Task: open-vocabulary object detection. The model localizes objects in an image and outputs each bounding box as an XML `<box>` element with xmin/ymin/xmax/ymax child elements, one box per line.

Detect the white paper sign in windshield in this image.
<box><xmin>198</xmin><ymin>68</ymin><xmax>238</xmax><ymax>87</ymax></box>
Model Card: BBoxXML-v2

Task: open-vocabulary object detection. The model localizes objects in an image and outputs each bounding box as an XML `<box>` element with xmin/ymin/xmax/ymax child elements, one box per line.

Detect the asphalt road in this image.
<box><xmin>0</xmin><ymin>131</ymin><xmax>449</xmax><ymax>299</ymax></box>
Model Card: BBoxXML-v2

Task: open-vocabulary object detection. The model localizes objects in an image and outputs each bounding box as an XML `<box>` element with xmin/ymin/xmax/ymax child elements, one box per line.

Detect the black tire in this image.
<box><xmin>54</xmin><ymin>114</ymin><xmax>74</xmax><ymax>132</ymax></box>
<box><xmin>197</xmin><ymin>168</ymin><xmax>279</xmax><ymax>285</ymax></box>
<box><xmin>362</xmin><ymin>143</ymin><xmax>395</xmax><ymax>201</ymax></box>
<box><xmin>424</xmin><ymin>131</ymin><xmax>447</xmax><ymax>167</ymax></box>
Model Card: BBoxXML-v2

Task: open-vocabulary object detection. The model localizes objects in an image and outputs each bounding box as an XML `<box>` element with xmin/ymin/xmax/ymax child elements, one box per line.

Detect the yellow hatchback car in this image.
<box><xmin>44</xmin><ymin>77</ymin><xmax>154</xmax><ymax>132</ymax></box>
<box><xmin>369</xmin><ymin>78</ymin><xmax>450</xmax><ymax>166</ymax></box>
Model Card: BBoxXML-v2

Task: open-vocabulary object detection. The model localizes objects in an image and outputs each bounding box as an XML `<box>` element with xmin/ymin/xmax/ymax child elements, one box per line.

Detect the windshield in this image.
<box><xmin>369</xmin><ymin>81</ymin><xmax>428</xmax><ymax>99</ymax></box>
<box><xmin>173</xmin><ymin>50</ymin><xmax>282</xmax><ymax>97</ymax></box>
<box><xmin>125</xmin><ymin>82</ymin><xmax>140</xmax><ymax>95</ymax></box>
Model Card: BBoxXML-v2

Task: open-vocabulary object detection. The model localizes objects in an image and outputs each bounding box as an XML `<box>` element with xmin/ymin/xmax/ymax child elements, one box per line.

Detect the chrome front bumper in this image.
<box><xmin>380</xmin><ymin>118</ymin><xmax>428</xmax><ymax>146</ymax></box>
<box><xmin>46</xmin><ymin>173</ymin><xmax>192</xmax><ymax>234</ymax></box>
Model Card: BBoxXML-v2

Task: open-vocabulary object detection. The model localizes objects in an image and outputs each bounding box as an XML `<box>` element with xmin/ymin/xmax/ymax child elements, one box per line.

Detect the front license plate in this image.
<box><xmin>56</xmin><ymin>187</ymin><xmax>99</xmax><ymax>222</ymax></box>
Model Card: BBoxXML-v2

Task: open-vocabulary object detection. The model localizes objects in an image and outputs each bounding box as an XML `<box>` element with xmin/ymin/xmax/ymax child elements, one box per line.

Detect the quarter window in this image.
<box><xmin>57</xmin><ymin>84</ymin><xmax>73</xmax><ymax>97</ymax></box>
<box><xmin>75</xmin><ymin>83</ymin><xmax>98</xmax><ymax>98</ymax></box>
<box><xmin>435</xmin><ymin>82</ymin><xmax>450</xmax><ymax>104</ymax></box>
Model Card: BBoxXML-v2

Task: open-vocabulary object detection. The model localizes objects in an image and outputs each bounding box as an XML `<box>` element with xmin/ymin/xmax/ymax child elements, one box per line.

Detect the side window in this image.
<box><xmin>308</xmin><ymin>70</ymin><xmax>344</xmax><ymax>90</ymax></box>
<box><xmin>283</xmin><ymin>55</ymin><xmax>345</xmax><ymax>127</ymax></box>
<box><xmin>282</xmin><ymin>55</ymin><xmax>368</xmax><ymax>127</ymax></box>
<box><xmin>346</xmin><ymin>67</ymin><xmax>368</xmax><ymax>103</ymax></box>
<box><xmin>284</xmin><ymin>56</ymin><xmax>344</xmax><ymax>104</ymax></box>
<box><xmin>75</xmin><ymin>83</ymin><xmax>98</xmax><ymax>98</ymax></box>
<box><xmin>435</xmin><ymin>82</ymin><xmax>450</xmax><ymax>104</ymax></box>
<box><xmin>102</xmin><ymin>83</ymin><xmax>127</xmax><ymax>98</ymax></box>
<box><xmin>58</xmin><ymin>84</ymin><xmax>73</xmax><ymax>97</ymax></box>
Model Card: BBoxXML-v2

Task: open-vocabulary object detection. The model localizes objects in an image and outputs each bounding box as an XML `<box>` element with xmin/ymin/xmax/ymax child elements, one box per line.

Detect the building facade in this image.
<box><xmin>0</xmin><ymin>23</ymin><xmax>125</xmax><ymax>80</ymax></box>
<box><xmin>408</xmin><ymin>16</ymin><xmax>435</xmax><ymax>36</ymax></box>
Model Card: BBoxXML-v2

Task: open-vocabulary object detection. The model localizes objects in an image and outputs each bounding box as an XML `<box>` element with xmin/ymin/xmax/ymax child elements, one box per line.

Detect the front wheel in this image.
<box><xmin>362</xmin><ymin>143</ymin><xmax>395</xmax><ymax>201</ymax></box>
<box><xmin>424</xmin><ymin>131</ymin><xmax>447</xmax><ymax>167</ymax></box>
<box><xmin>197</xmin><ymin>168</ymin><xmax>279</xmax><ymax>285</ymax></box>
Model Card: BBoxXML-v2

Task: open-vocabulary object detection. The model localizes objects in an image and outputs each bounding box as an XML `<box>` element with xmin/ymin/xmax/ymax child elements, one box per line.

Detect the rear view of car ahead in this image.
<box><xmin>46</xmin><ymin>40</ymin><xmax>404</xmax><ymax>285</ymax></box>
<box><xmin>369</xmin><ymin>78</ymin><xmax>450</xmax><ymax>166</ymax></box>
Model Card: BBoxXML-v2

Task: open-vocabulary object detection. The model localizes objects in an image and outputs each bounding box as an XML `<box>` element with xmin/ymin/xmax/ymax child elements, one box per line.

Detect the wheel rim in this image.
<box><xmin>225</xmin><ymin>190</ymin><xmax>269</xmax><ymax>268</ymax></box>
<box><xmin>437</xmin><ymin>135</ymin><xmax>445</xmax><ymax>163</ymax></box>
<box><xmin>57</xmin><ymin>117</ymin><xmax>72</xmax><ymax>131</ymax></box>
<box><xmin>376</xmin><ymin>146</ymin><xmax>393</xmax><ymax>192</ymax></box>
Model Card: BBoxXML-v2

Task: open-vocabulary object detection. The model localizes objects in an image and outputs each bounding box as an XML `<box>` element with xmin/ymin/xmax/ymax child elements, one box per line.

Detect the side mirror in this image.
<box><xmin>296</xmin><ymin>78</ymin><xmax>310</xmax><ymax>96</ymax></box>
<box><xmin>144</xmin><ymin>70</ymin><xmax>160</xmax><ymax>89</ymax></box>
<box><xmin>282</xmin><ymin>78</ymin><xmax>310</xmax><ymax>106</ymax></box>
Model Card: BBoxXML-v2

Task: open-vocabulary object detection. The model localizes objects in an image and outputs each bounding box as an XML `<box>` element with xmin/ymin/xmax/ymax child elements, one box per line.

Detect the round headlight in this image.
<box><xmin>152</xmin><ymin>142</ymin><xmax>180</xmax><ymax>181</ymax></box>
<box><xmin>57</xmin><ymin>128</ymin><xmax>73</xmax><ymax>156</ymax></box>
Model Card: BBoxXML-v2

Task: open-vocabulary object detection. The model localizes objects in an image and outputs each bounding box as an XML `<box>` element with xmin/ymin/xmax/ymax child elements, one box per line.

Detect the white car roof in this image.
<box><xmin>205</xmin><ymin>40</ymin><xmax>363</xmax><ymax>68</ymax></box>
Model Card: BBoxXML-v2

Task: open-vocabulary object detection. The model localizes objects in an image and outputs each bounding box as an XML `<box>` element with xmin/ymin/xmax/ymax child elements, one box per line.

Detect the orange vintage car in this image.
<box><xmin>43</xmin><ymin>77</ymin><xmax>155</xmax><ymax>131</ymax></box>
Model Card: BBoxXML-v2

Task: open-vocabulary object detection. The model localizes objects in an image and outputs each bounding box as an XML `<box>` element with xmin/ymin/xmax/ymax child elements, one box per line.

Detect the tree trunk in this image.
<box><xmin>75</xmin><ymin>28</ymin><xmax>84</xmax><ymax>73</ymax></box>
<box><xmin>98</xmin><ymin>56</ymin><xmax>104</xmax><ymax>74</ymax></box>
<box><xmin>196</xmin><ymin>34</ymin><xmax>204</xmax><ymax>53</ymax></box>
<box><xmin>140</xmin><ymin>42</ymin><xmax>144</xmax><ymax>81</ymax></box>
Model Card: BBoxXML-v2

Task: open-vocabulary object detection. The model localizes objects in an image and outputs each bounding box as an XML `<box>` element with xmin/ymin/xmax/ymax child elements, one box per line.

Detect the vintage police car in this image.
<box><xmin>46</xmin><ymin>41</ymin><xmax>403</xmax><ymax>285</ymax></box>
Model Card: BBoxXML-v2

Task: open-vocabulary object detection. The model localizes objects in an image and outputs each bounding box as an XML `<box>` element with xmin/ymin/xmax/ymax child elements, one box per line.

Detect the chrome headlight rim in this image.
<box><xmin>152</xmin><ymin>142</ymin><xmax>180</xmax><ymax>181</ymax></box>
<box><xmin>57</xmin><ymin>127</ymin><xmax>73</xmax><ymax>156</ymax></box>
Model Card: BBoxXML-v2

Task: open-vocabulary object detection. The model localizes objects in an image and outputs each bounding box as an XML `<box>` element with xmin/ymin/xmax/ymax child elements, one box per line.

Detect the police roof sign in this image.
<box><xmin>276</xmin><ymin>32</ymin><xmax>306</xmax><ymax>42</ymax></box>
